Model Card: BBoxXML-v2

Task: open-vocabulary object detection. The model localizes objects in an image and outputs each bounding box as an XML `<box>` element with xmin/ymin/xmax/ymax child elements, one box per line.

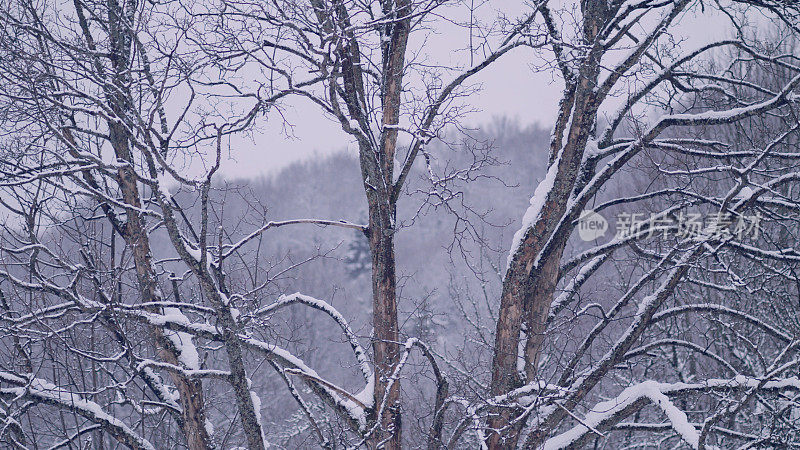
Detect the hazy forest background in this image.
<box><xmin>3</xmin><ymin>0</ymin><xmax>800</xmax><ymax>448</ymax></box>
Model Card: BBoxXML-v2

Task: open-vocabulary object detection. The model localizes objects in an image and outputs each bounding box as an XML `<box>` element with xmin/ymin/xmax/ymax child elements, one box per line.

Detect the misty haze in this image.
<box><xmin>1</xmin><ymin>0</ymin><xmax>800</xmax><ymax>449</ymax></box>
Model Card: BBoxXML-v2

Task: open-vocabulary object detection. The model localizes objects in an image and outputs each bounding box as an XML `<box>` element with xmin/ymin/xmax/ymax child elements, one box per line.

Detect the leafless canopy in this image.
<box><xmin>0</xmin><ymin>0</ymin><xmax>799</xmax><ymax>449</ymax></box>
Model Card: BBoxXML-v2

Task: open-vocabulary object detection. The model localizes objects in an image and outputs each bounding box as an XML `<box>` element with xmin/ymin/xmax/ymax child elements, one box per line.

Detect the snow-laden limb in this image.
<box><xmin>284</xmin><ymin>367</ymin><xmax>370</xmax><ymax>429</ymax></box>
<box><xmin>542</xmin><ymin>380</ymin><xmax>698</xmax><ymax>450</ymax></box>
<box><xmin>222</xmin><ymin>219</ymin><xmax>367</xmax><ymax>260</ymax></box>
<box><xmin>256</xmin><ymin>292</ymin><xmax>372</xmax><ymax>385</ymax></box>
<box><xmin>161</xmin><ymin>307</ymin><xmax>201</xmax><ymax>371</ymax></box>
<box><xmin>268</xmin><ymin>360</ymin><xmax>330</xmax><ymax>448</ymax></box>
<box><xmin>506</xmin><ymin>153</ymin><xmax>561</xmax><ymax>272</ymax></box>
<box><xmin>445</xmin><ymin>397</ymin><xmax>489</xmax><ymax>450</ymax></box>
<box><xmin>126</xmin><ymin>306</ymin><xmax>373</xmax><ymax>431</ymax></box>
<box><xmin>542</xmin><ymin>376</ymin><xmax>800</xmax><ymax>450</ymax></box>
<box><xmin>446</xmin><ymin>378</ymin><xmax>571</xmax><ymax>446</ymax></box>
<box><xmin>614</xmin><ymin>421</ymin><xmax>798</xmax><ymax>446</ymax></box>
<box><xmin>136</xmin><ymin>360</ymin><xmax>231</xmax><ymax>380</ymax></box>
<box><xmin>245</xmin><ymin>377</ymin><xmax>267</xmax><ymax>446</ymax></box>
<box><xmin>484</xmin><ymin>380</ymin><xmax>569</xmax><ymax>410</ymax></box>
<box><xmin>0</xmin><ymin>372</ymin><xmax>156</xmax><ymax>450</ymax></box>
<box><xmin>547</xmin><ymin>253</ymin><xmax>610</xmax><ymax>325</ymax></box>
<box><xmin>536</xmin><ymin>72</ymin><xmax>800</xmax><ymax>282</ymax></box>
<box><xmin>0</xmin><ymin>271</ymin><xmax>188</xmax><ymax>419</ymax></box>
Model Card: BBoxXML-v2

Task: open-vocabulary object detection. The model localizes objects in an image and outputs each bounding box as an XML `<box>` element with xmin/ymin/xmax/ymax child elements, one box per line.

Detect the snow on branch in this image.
<box><xmin>543</xmin><ymin>380</ymin><xmax>698</xmax><ymax>450</ymax></box>
<box><xmin>0</xmin><ymin>372</ymin><xmax>156</xmax><ymax>450</ymax></box>
<box><xmin>255</xmin><ymin>292</ymin><xmax>372</xmax><ymax>385</ymax></box>
<box><xmin>543</xmin><ymin>376</ymin><xmax>800</xmax><ymax>450</ymax></box>
<box><xmin>222</xmin><ymin>219</ymin><xmax>367</xmax><ymax>260</ymax></box>
<box><xmin>128</xmin><ymin>307</ymin><xmax>373</xmax><ymax>430</ymax></box>
<box><xmin>506</xmin><ymin>153</ymin><xmax>561</xmax><ymax>272</ymax></box>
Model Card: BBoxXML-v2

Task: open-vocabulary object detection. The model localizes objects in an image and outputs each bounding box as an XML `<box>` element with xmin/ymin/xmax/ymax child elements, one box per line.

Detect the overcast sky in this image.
<box><xmin>215</xmin><ymin>1</ymin><xmax>733</xmax><ymax>180</ymax></box>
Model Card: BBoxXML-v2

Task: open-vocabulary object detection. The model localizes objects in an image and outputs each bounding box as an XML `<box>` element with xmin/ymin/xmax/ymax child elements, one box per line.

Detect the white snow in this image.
<box><xmin>736</xmin><ymin>186</ymin><xmax>754</xmax><ymax>200</ymax></box>
<box><xmin>184</xmin><ymin>244</ymin><xmax>203</xmax><ymax>262</ymax></box>
<box><xmin>584</xmin><ymin>138</ymin><xmax>600</xmax><ymax>158</ymax></box>
<box><xmin>244</xmin><ymin>337</ymin><xmax>370</xmax><ymax>428</ymax></box>
<box><xmin>506</xmin><ymin>156</ymin><xmax>560</xmax><ymax>272</ymax></box>
<box><xmin>204</xmin><ymin>418</ymin><xmax>215</xmax><ymax>436</ymax></box>
<box><xmin>543</xmin><ymin>381</ymin><xmax>698</xmax><ymax>449</ymax></box>
<box><xmin>250</xmin><ymin>390</ymin><xmax>262</xmax><ymax>423</ymax></box>
<box><xmin>247</xmin><ymin>377</ymin><xmax>269</xmax><ymax>447</ymax></box>
<box><xmin>156</xmin><ymin>171</ymin><xmax>175</xmax><ymax>201</ymax></box>
<box><xmin>162</xmin><ymin>307</ymin><xmax>200</xmax><ymax>370</ymax></box>
<box><xmin>352</xmin><ymin>376</ymin><xmax>375</xmax><ymax>409</ymax></box>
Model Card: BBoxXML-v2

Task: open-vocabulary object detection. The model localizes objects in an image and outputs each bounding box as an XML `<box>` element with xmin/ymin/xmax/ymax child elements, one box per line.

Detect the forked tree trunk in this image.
<box><xmin>105</xmin><ymin>1</ymin><xmax>213</xmax><ymax>444</ymax></box>
<box><xmin>363</xmin><ymin>2</ymin><xmax>412</xmax><ymax>448</ymax></box>
<box><xmin>487</xmin><ymin>5</ymin><xmax>605</xmax><ymax>446</ymax></box>
<box><xmin>110</xmin><ymin>122</ymin><xmax>213</xmax><ymax>449</ymax></box>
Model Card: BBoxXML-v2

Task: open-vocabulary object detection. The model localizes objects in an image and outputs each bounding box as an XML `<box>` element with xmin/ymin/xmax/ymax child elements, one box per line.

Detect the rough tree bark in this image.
<box><xmin>362</xmin><ymin>0</ymin><xmax>412</xmax><ymax>445</ymax></box>
<box><xmin>105</xmin><ymin>1</ymin><xmax>212</xmax><ymax>447</ymax></box>
<box><xmin>488</xmin><ymin>3</ymin><xmax>612</xmax><ymax>448</ymax></box>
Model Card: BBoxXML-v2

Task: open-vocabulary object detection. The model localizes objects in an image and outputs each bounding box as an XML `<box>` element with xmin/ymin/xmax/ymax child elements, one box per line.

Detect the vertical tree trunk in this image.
<box><xmin>367</xmin><ymin>205</ymin><xmax>401</xmax><ymax>449</ymax></box>
<box><xmin>111</xmin><ymin>121</ymin><xmax>213</xmax><ymax>450</ymax></box>
<box><xmin>487</xmin><ymin>6</ymin><xmax>605</xmax><ymax>445</ymax></box>
<box><xmin>364</xmin><ymin>2</ymin><xmax>411</xmax><ymax>447</ymax></box>
<box><xmin>104</xmin><ymin>1</ymin><xmax>213</xmax><ymax>443</ymax></box>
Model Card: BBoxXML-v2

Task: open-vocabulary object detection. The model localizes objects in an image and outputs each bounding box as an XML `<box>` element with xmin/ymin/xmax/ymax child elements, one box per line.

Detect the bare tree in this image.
<box><xmin>191</xmin><ymin>1</ymin><xmax>535</xmax><ymax>447</ymax></box>
<box><xmin>2</xmin><ymin>0</ymin><xmax>800</xmax><ymax>448</ymax></box>
<box><xmin>481</xmin><ymin>1</ymin><xmax>800</xmax><ymax>448</ymax></box>
<box><xmin>0</xmin><ymin>0</ymin><xmax>218</xmax><ymax>447</ymax></box>
<box><xmin>0</xmin><ymin>0</ymin><xmax>529</xmax><ymax>447</ymax></box>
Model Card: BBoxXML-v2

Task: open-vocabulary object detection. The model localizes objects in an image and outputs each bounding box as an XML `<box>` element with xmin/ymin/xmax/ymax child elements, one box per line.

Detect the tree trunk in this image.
<box><xmin>363</xmin><ymin>2</ymin><xmax>411</xmax><ymax>447</ymax></box>
<box><xmin>103</xmin><ymin>0</ymin><xmax>214</xmax><ymax>445</ymax></box>
<box><xmin>111</xmin><ymin>121</ymin><xmax>213</xmax><ymax>450</ymax></box>
<box><xmin>367</xmin><ymin>206</ymin><xmax>401</xmax><ymax>449</ymax></box>
<box><xmin>487</xmin><ymin>7</ymin><xmax>604</xmax><ymax>443</ymax></box>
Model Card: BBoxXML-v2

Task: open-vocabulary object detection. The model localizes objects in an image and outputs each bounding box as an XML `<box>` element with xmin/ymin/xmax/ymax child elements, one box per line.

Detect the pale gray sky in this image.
<box><xmin>223</xmin><ymin>46</ymin><xmax>564</xmax><ymax>179</ymax></box>
<box><xmin>215</xmin><ymin>1</ymin><xmax>732</xmax><ymax>180</ymax></box>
